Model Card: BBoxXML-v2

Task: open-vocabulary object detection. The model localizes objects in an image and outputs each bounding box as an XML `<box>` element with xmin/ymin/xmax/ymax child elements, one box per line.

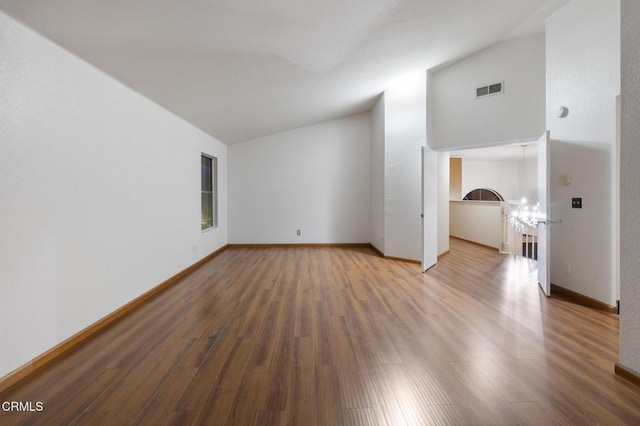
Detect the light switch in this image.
<box><xmin>572</xmin><ymin>198</ymin><xmax>582</xmax><ymax>209</ymax></box>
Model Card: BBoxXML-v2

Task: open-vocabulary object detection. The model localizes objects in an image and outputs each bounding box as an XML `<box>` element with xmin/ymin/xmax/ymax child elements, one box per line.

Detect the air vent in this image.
<box><xmin>476</xmin><ymin>81</ymin><xmax>504</xmax><ymax>99</ymax></box>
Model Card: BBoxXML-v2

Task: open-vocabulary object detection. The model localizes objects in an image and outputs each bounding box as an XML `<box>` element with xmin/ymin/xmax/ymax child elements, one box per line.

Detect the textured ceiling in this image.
<box><xmin>0</xmin><ymin>0</ymin><xmax>570</xmax><ymax>144</ymax></box>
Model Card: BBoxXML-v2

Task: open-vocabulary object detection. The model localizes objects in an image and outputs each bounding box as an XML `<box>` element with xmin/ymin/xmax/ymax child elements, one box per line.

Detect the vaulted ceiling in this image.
<box><xmin>0</xmin><ymin>0</ymin><xmax>570</xmax><ymax>144</ymax></box>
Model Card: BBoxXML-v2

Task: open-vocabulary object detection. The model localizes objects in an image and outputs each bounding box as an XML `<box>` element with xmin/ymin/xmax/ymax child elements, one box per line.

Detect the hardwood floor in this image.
<box><xmin>2</xmin><ymin>238</ymin><xmax>640</xmax><ymax>425</ymax></box>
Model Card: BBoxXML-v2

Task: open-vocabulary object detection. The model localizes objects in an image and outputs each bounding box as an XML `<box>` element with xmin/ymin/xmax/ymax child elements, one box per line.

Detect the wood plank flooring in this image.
<box><xmin>2</xmin><ymin>238</ymin><xmax>640</xmax><ymax>425</ymax></box>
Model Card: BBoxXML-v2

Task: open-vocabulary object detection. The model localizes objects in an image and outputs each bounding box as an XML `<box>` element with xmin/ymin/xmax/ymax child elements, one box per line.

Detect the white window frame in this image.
<box><xmin>201</xmin><ymin>154</ymin><xmax>218</xmax><ymax>231</ymax></box>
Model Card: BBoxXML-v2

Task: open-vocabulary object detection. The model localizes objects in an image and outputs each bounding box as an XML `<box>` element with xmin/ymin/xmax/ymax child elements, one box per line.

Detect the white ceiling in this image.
<box><xmin>0</xmin><ymin>0</ymin><xmax>570</xmax><ymax>144</ymax></box>
<box><xmin>450</xmin><ymin>142</ymin><xmax>538</xmax><ymax>161</ymax></box>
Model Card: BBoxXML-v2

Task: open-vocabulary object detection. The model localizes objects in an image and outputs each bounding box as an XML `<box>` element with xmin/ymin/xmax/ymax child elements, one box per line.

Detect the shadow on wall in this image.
<box><xmin>549</xmin><ymin>139</ymin><xmax>615</xmax><ymax>305</ymax></box>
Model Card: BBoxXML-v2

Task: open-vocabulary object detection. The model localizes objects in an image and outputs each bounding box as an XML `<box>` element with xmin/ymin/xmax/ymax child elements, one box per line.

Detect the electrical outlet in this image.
<box><xmin>563</xmin><ymin>262</ymin><xmax>571</xmax><ymax>274</ymax></box>
<box><xmin>296</xmin><ymin>229</ymin><xmax>301</xmax><ymax>236</ymax></box>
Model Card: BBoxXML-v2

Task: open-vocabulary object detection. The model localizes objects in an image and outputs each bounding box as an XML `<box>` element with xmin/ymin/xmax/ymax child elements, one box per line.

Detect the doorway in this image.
<box><xmin>448</xmin><ymin>142</ymin><xmax>539</xmax><ymax>258</ymax></box>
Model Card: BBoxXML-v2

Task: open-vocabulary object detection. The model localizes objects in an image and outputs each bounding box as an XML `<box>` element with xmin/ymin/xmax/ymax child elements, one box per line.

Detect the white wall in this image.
<box><xmin>438</xmin><ymin>152</ymin><xmax>450</xmax><ymax>256</ymax></box>
<box><xmin>0</xmin><ymin>12</ymin><xmax>227</xmax><ymax>378</ymax></box>
<box><xmin>384</xmin><ymin>73</ymin><xmax>427</xmax><ymax>261</ymax></box>
<box><xmin>450</xmin><ymin>202</ymin><xmax>502</xmax><ymax>249</ymax></box>
<box><xmin>228</xmin><ymin>113</ymin><xmax>371</xmax><ymax>244</ymax></box>
<box><xmin>546</xmin><ymin>1</ymin><xmax>620</xmax><ymax>143</ymax></box>
<box><xmin>549</xmin><ymin>141</ymin><xmax>613</xmax><ymax>303</ymax></box>
<box><xmin>620</xmin><ymin>0</ymin><xmax>640</xmax><ymax>374</ymax></box>
<box><xmin>546</xmin><ymin>0</ymin><xmax>620</xmax><ymax>305</ymax></box>
<box><xmin>370</xmin><ymin>95</ymin><xmax>386</xmax><ymax>252</ymax></box>
<box><xmin>430</xmin><ymin>34</ymin><xmax>546</xmax><ymax>150</ymax></box>
<box><xmin>461</xmin><ymin>160</ymin><xmax>520</xmax><ymax>202</ymax></box>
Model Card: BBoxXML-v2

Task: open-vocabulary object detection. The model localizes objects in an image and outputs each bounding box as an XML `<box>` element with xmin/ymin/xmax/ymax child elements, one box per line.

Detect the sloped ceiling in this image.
<box><xmin>0</xmin><ymin>0</ymin><xmax>570</xmax><ymax>144</ymax></box>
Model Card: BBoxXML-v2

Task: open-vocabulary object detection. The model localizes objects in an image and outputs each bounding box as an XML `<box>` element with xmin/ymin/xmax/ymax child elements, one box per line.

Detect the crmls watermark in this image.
<box><xmin>1</xmin><ymin>401</ymin><xmax>44</xmax><ymax>412</ymax></box>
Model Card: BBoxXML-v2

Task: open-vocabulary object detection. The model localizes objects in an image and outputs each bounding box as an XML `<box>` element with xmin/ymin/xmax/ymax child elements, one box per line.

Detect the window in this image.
<box><xmin>463</xmin><ymin>188</ymin><xmax>504</xmax><ymax>202</ymax></box>
<box><xmin>201</xmin><ymin>154</ymin><xmax>217</xmax><ymax>230</ymax></box>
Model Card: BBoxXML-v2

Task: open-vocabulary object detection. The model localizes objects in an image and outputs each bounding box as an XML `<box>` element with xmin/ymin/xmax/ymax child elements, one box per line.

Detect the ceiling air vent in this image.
<box><xmin>476</xmin><ymin>81</ymin><xmax>504</xmax><ymax>99</ymax></box>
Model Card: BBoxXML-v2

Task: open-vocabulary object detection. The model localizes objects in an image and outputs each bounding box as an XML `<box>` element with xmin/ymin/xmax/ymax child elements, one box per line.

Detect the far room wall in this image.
<box><xmin>461</xmin><ymin>160</ymin><xmax>519</xmax><ymax>201</ymax></box>
<box><xmin>228</xmin><ymin>113</ymin><xmax>371</xmax><ymax>244</ymax></box>
<box><xmin>459</xmin><ymin>155</ymin><xmax>537</xmax><ymax>203</ymax></box>
<box><xmin>229</xmin><ymin>71</ymin><xmax>444</xmax><ymax>262</ymax></box>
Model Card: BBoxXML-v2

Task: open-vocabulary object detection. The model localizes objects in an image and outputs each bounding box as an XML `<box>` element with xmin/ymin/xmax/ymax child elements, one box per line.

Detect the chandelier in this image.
<box><xmin>506</xmin><ymin>145</ymin><xmax>540</xmax><ymax>241</ymax></box>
